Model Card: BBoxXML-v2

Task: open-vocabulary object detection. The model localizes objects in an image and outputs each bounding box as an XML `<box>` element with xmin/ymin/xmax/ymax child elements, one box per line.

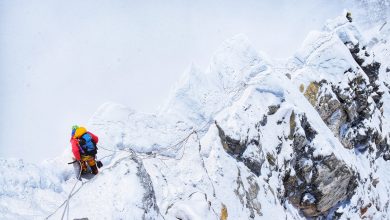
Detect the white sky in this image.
<box><xmin>0</xmin><ymin>0</ymin><xmax>354</xmax><ymax>162</ymax></box>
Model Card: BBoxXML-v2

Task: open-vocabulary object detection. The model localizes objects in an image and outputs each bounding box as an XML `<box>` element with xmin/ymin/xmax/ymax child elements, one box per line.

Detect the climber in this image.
<box><xmin>346</xmin><ymin>11</ymin><xmax>352</xmax><ymax>22</ymax></box>
<box><xmin>70</xmin><ymin>125</ymin><xmax>100</xmax><ymax>177</ymax></box>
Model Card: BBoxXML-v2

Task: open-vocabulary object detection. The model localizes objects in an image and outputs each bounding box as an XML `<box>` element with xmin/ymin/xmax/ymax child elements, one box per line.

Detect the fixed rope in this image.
<box><xmin>45</xmin><ymin>154</ymin><xmax>131</xmax><ymax>220</ymax></box>
<box><xmin>97</xmin><ymin>119</ymin><xmax>213</xmax><ymax>161</ymax></box>
<box><xmin>45</xmin><ymin>161</ymin><xmax>82</xmax><ymax>220</ymax></box>
<box><xmin>45</xmin><ymin>120</ymin><xmax>213</xmax><ymax>219</ymax></box>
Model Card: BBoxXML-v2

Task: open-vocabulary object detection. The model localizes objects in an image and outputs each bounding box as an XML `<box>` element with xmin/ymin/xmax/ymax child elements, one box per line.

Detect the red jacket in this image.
<box><xmin>70</xmin><ymin>131</ymin><xmax>99</xmax><ymax>160</ymax></box>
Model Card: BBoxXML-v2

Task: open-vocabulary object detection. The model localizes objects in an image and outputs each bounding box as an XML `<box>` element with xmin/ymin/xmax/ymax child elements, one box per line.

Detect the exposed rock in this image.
<box><xmin>259</xmin><ymin>115</ymin><xmax>267</xmax><ymax>126</ymax></box>
<box><xmin>285</xmin><ymin>153</ymin><xmax>357</xmax><ymax>217</ymax></box>
<box><xmin>372</xmin><ymin>178</ymin><xmax>379</xmax><ymax>188</ymax></box>
<box><xmin>300</xmin><ymin>193</ymin><xmax>317</xmax><ymax>216</ymax></box>
<box><xmin>234</xmin><ymin>168</ymin><xmax>262</xmax><ymax>218</ymax></box>
<box><xmin>304</xmin><ymin>82</ymin><xmax>320</xmax><ymax>106</ymax></box>
<box><xmin>303</xmin><ymin>64</ymin><xmax>384</xmax><ymax>153</ymax></box>
<box><xmin>267</xmin><ymin>104</ymin><xmax>280</xmax><ymax>115</ymax></box>
<box><xmin>317</xmin><ymin>91</ymin><xmax>341</xmax><ymax>120</ymax></box>
<box><xmin>327</xmin><ymin>109</ymin><xmax>347</xmax><ymax>138</ymax></box>
<box><xmin>360</xmin><ymin>203</ymin><xmax>372</xmax><ymax>217</ymax></box>
<box><xmin>220</xmin><ymin>203</ymin><xmax>228</xmax><ymax>220</ymax></box>
<box><xmin>266</xmin><ymin>152</ymin><xmax>276</xmax><ymax>167</ymax></box>
<box><xmin>314</xmin><ymin>154</ymin><xmax>357</xmax><ymax>214</ymax></box>
<box><xmin>348</xmin><ymin>43</ymin><xmax>365</xmax><ymax>65</ymax></box>
<box><xmin>133</xmin><ymin>155</ymin><xmax>161</xmax><ymax>219</ymax></box>
<box><xmin>300</xmin><ymin>114</ymin><xmax>318</xmax><ymax>142</ymax></box>
<box><xmin>297</xmin><ymin>37</ymin><xmax>388</xmax><ymax>155</ymax></box>
<box><xmin>216</xmin><ymin>122</ymin><xmax>264</xmax><ymax>176</ymax></box>
<box><xmin>246</xmin><ymin>175</ymin><xmax>262</xmax><ymax>217</ymax></box>
<box><xmin>216</xmin><ymin>121</ymin><xmax>247</xmax><ymax>156</ymax></box>
<box><xmin>299</xmin><ymin>84</ymin><xmax>305</xmax><ymax>93</ymax></box>
<box><xmin>289</xmin><ymin>111</ymin><xmax>296</xmax><ymax>140</ymax></box>
<box><xmin>283</xmin><ymin>113</ymin><xmax>357</xmax><ymax>217</ymax></box>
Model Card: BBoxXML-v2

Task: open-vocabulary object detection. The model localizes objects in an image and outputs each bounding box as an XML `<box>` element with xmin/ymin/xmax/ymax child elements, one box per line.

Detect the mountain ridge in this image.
<box><xmin>1</xmin><ymin>12</ymin><xmax>390</xmax><ymax>219</ymax></box>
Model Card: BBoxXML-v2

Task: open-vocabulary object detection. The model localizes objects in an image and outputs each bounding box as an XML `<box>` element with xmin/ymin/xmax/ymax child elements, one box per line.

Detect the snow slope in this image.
<box><xmin>1</xmin><ymin>10</ymin><xmax>390</xmax><ymax>220</ymax></box>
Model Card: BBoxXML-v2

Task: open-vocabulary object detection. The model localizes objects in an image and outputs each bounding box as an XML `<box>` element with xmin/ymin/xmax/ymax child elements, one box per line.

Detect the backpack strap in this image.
<box><xmin>78</xmin><ymin>133</ymin><xmax>96</xmax><ymax>156</ymax></box>
<box><xmin>78</xmin><ymin>138</ymin><xmax>86</xmax><ymax>154</ymax></box>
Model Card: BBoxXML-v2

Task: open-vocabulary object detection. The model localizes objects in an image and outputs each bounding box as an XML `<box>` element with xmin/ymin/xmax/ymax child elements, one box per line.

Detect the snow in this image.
<box><xmin>162</xmin><ymin>34</ymin><xmax>270</xmax><ymax>127</ymax></box>
<box><xmin>169</xmin><ymin>192</ymin><xmax>218</xmax><ymax>220</ymax></box>
<box><xmin>302</xmin><ymin>193</ymin><xmax>316</xmax><ymax>204</ymax></box>
<box><xmin>0</xmin><ymin>157</ymin><xmax>71</xmax><ymax>219</ymax></box>
<box><xmin>54</xmin><ymin>153</ymin><xmax>155</xmax><ymax>220</ymax></box>
<box><xmin>2</xmin><ymin>8</ymin><xmax>390</xmax><ymax>220</ymax></box>
<box><xmin>292</xmin><ymin>30</ymin><xmax>363</xmax><ymax>89</ymax></box>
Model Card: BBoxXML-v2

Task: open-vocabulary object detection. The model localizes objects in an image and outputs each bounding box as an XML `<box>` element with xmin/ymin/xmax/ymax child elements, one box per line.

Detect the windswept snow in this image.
<box><xmin>1</xmin><ymin>9</ymin><xmax>390</xmax><ymax>220</ymax></box>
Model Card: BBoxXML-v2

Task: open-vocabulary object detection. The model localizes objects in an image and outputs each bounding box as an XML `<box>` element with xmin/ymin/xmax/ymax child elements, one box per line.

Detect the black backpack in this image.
<box><xmin>78</xmin><ymin>133</ymin><xmax>97</xmax><ymax>156</ymax></box>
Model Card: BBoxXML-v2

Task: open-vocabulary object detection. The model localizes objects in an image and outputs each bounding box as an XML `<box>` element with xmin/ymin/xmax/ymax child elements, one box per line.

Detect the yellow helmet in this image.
<box><xmin>74</xmin><ymin>127</ymin><xmax>87</xmax><ymax>138</ymax></box>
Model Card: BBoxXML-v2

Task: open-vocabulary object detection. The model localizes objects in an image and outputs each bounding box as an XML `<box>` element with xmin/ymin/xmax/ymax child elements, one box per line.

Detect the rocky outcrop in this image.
<box><xmin>215</xmin><ymin>97</ymin><xmax>358</xmax><ymax>218</ymax></box>
<box><xmin>4</xmin><ymin>12</ymin><xmax>390</xmax><ymax>220</ymax></box>
<box><xmin>133</xmin><ymin>155</ymin><xmax>161</xmax><ymax>219</ymax></box>
<box><xmin>234</xmin><ymin>168</ymin><xmax>262</xmax><ymax>218</ymax></box>
<box><xmin>283</xmin><ymin>113</ymin><xmax>357</xmax><ymax>217</ymax></box>
<box><xmin>215</xmin><ymin>121</ymin><xmax>264</xmax><ymax>177</ymax></box>
<box><xmin>301</xmin><ymin>40</ymin><xmax>389</xmax><ymax>156</ymax></box>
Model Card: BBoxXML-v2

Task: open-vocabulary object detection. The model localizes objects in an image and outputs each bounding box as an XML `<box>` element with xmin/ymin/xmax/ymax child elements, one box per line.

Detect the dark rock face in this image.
<box><xmin>216</xmin><ymin>107</ymin><xmax>357</xmax><ymax>218</ymax></box>
<box><xmin>348</xmin><ymin>43</ymin><xmax>382</xmax><ymax>108</ymax></box>
<box><xmin>302</xmin><ymin>41</ymin><xmax>390</xmax><ymax>156</ymax></box>
<box><xmin>268</xmin><ymin>104</ymin><xmax>280</xmax><ymax>115</ymax></box>
<box><xmin>209</xmin><ymin>35</ymin><xmax>389</xmax><ymax>218</ymax></box>
<box><xmin>313</xmin><ymin>155</ymin><xmax>357</xmax><ymax>214</ymax></box>
<box><xmin>234</xmin><ymin>168</ymin><xmax>262</xmax><ymax>218</ymax></box>
<box><xmin>345</xmin><ymin>43</ymin><xmax>390</xmax><ymax>156</ymax></box>
<box><xmin>215</xmin><ymin>122</ymin><xmax>264</xmax><ymax>218</ymax></box>
<box><xmin>283</xmin><ymin>113</ymin><xmax>357</xmax><ymax>217</ymax></box>
<box><xmin>132</xmin><ymin>155</ymin><xmax>161</xmax><ymax>219</ymax></box>
<box><xmin>215</xmin><ymin>121</ymin><xmax>264</xmax><ymax>176</ymax></box>
<box><xmin>216</xmin><ymin>121</ymin><xmax>247</xmax><ymax>156</ymax></box>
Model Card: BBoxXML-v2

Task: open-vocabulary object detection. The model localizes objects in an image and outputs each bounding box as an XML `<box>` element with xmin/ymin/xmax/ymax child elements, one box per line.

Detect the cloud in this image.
<box><xmin>0</xmin><ymin>0</ymin><xmax>354</xmax><ymax>162</ymax></box>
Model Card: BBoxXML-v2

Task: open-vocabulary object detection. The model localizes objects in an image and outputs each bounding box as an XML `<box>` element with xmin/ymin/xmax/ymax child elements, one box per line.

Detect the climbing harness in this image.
<box><xmin>45</xmin><ymin>120</ymin><xmax>213</xmax><ymax>219</ymax></box>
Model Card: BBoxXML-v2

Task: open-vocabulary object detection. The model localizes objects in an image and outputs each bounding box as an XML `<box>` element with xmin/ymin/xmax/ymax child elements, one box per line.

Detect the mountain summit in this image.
<box><xmin>1</xmin><ymin>12</ymin><xmax>390</xmax><ymax>219</ymax></box>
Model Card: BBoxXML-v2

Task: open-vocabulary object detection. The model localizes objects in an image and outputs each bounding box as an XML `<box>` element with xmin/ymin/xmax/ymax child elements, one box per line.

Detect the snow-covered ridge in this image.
<box><xmin>162</xmin><ymin>34</ymin><xmax>270</xmax><ymax>125</ymax></box>
<box><xmin>1</xmin><ymin>12</ymin><xmax>390</xmax><ymax>219</ymax></box>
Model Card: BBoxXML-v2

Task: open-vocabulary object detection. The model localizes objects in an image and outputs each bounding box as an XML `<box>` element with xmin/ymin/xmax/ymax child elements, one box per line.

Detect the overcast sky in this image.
<box><xmin>0</xmin><ymin>0</ymin><xmax>354</xmax><ymax>163</ymax></box>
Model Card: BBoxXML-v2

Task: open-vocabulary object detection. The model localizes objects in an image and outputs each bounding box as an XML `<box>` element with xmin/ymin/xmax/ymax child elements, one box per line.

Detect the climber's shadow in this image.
<box><xmin>81</xmin><ymin>173</ymin><xmax>95</xmax><ymax>180</ymax></box>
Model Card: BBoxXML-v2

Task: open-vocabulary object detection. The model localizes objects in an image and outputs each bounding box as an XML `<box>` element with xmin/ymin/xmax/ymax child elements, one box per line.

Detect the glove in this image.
<box><xmin>97</xmin><ymin>160</ymin><xmax>103</xmax><ymax>168</ymax></box>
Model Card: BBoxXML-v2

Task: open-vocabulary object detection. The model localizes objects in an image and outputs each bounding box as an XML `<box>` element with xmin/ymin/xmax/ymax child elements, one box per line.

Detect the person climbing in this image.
<box><xmin>70</xmin><ymin>125</ymin><xmax>100</xmax><ymax>177</ymax></box>
<box><xmin>346</xmin><ymin>11</ymin><xmax>352</xmax><ymax>23</ymax></box>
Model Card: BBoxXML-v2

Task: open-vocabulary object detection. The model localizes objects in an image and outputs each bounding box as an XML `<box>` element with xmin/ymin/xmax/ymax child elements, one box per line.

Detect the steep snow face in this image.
<box><xmin>87</xmin><ymin>14</ymin><xmax>390</xmax><ymax>219</ymax></box>
<box><xmin>1</xmin><ymin>12</ymin><xmax>390</xmax><ymax>220</ymax></box>
<box><xmin>288</xmin><ymin>14</ymin><xmax>390</xmax><ymax>219</ymax></box>
<box><xmin>210</xmin><ymin>73</ymin><xmax>358</xmax><ymax>218</ymax></box>
<box><xmin>52</xmin><ymin>152</ymin><xmax>161</xmax><ymax>220</ymax></box>
<box><xmin>162</xmin><ymin>34</ymin><xmax>270</xmax><ymax>126</ymax></box>
<box><xmin>88</xmin><ymin>102</ymin><xmax>196</xmax><ymax>161</ymax></box>
<box><xmin>140</xmin><ymin>70</ymin><xmax>355</xmax><ymax>219</ymax></box>
<box><xmin>0</xmin><ymin>158</ymin><xmax>70</xmax><ymax>219</ymax></box>
<box><xmin>88</xmin><ymin>35</ymin><xmax>271</xmax><ymax>158</ymax></box>
<box><xmin>0</xmin><ymin>152</ymin><xmax>162</xmax><ymax>220</ymax></box>
<box><xmin>290</xmin><ymin>17</ymin><xmax>386</xmax><ymax>153</ymax></box>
